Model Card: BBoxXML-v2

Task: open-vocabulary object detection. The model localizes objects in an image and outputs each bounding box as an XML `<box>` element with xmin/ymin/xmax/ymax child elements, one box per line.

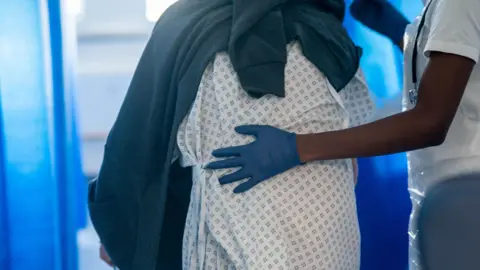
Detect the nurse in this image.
<box><xmin>207</xmin><ymin>0</ymin><xmax>480</xmax><ymax>269</ymax></box>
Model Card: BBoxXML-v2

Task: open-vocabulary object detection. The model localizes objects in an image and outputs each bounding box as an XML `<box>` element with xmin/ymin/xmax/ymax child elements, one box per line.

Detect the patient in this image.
<box><xmin>177</xmin><ymin>42</ymin><xmax>374</xmax><ymax>269</ymax></box>
<box><xmin>92</xmin><ymin>0</ymin><xmax>372</xmax><ymax>269</ymax></box>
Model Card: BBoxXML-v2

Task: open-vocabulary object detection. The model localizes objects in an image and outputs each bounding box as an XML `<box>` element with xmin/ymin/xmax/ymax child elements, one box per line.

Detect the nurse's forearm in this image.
<box><xmin>297</xmin><ymin>108</ymin><xmax>446</xmax><ymax>162</ymax></box>
<box><xmin>298</xmin><ymin>52</ymin><xmax>475</xmax><ymax>163</ymax></box>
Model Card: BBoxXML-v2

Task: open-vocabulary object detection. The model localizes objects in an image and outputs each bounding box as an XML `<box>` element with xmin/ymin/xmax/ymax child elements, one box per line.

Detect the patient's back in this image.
<box><xmin>178</xmin><ymin>42</ymin><xmax>373</xmax><ymax>165</ymax></box>
<box><xmin>177</xmin><ymin>41</ymin><xmax>374</xmax><ymax>269</ymax></box>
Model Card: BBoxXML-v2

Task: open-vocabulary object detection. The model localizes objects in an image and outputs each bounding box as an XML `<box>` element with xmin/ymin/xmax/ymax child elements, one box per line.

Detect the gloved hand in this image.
<box><xmin>206</xmin><ymin>125</ymin><xmax>303</xmax><ymax>193</ymax></box>
<box><xmin>350</xmin><ymin>0</ymin><xmax>409</xmax><ymax>45</ymax></box>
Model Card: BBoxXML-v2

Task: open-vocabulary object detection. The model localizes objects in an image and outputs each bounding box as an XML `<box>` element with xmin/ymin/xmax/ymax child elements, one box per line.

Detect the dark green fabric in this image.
<box><xmin>88</xmin><ymin>0</ymin><xmax>361</xmax><ymax>269</ymax></box>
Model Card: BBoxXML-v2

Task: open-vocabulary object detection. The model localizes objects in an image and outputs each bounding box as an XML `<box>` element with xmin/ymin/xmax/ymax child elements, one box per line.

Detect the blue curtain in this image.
<box><xmin>343</xmin><ymin>1</ymin><xmax>423</xmax><ymax>269</ymax></box>
<box><xmin>0</xmin><ymin>0</ymin><xmax>83</xmax><ymax>269</ymax></box>
<box><xmin>47</xmin><ymin>0</ymin><xmax>85</xmax><ymax>269</ymax></box>
<box><xmin>0</xmin><ymin>82</ymin><xmax>9</xmax><ymax>270</ymax></box>
<box><xmin>0</xmin><ymin>1</ymin><xmax>62</xmax><ymax>269</ymax></box>
<box><xmin>46</xmin><ymin>0</ymin><xmax>87</xmax><ymax>232</ymax></box>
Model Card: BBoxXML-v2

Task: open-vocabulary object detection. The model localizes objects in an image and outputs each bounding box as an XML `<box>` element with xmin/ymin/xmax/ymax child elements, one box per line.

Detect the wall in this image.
<box><xmin>76</xmin><ymin>0</ymin><xmax>155</xmax><ymax>176</ymax></box>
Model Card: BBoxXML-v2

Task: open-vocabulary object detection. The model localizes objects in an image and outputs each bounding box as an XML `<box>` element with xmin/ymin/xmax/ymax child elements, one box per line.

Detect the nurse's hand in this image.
<box><xmin>206</xmin><ymin>125</ymin><xmax>303</xmax><ymax>193</ymax></box>
<box><xmin>350</xmin><ymin>0</ymin><xmax>409</xmax><ymax>48</ymax></box>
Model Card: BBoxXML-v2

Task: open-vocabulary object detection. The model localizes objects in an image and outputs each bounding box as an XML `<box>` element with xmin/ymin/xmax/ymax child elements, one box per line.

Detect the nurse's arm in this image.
<box><xmin>297</xmin><ymin>52</ymin><xmax>476</xmax><ymax>162</ymax></box>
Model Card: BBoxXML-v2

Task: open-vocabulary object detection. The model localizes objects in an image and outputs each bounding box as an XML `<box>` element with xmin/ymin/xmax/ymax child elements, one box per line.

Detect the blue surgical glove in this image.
<box><xmin>206</xmin><ymin>125</ymin><xmax>303</xmax><ymax>193</ymax></box>
<box><xmin>350</xmin><ymin>0</ymin><xmax>409</xmax><ymax>45</ymax></box>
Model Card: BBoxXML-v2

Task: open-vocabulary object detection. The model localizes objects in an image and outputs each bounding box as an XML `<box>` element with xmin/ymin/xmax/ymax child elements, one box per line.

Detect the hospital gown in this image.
<box><xmin>176</xmin><ymin>42</ymin><xmax>374</xmax><ymax>270</ymax></box>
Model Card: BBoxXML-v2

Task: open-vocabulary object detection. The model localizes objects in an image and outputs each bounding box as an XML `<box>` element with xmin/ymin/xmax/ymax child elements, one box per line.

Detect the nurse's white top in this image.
<box><xmin>403</xmin><ymin>0</ymin><xmax>480</xmax><ymax>268</ymax></box>
<box><xmin>176</xmin><ymin>42</ymin><xmax>374</xmax><ymax>269</ymax></box>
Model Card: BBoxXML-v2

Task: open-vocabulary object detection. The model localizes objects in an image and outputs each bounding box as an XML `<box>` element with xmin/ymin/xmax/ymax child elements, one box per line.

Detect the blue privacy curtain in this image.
<box><xmin>343</xmin><ymin>1</ymin><xmax>423</xmax><ymax>269</ymax></box>
<box><xmin>0</xmin><ymin>0</ymin><xmax>84</xmax><ymax>269</ymax></box>
<box><xmin>47</xmin><ymin>0</ymin><xmax>86</xmax><ymax>269</ymax></box>
<box><xmin>0</xmin><ymin>84</ymin><xmax>9</xmax><ymax>270</ymax></box>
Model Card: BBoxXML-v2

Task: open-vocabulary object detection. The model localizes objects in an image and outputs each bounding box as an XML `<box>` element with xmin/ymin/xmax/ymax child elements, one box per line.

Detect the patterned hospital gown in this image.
<box><xmin>176</xmin><ymin>42</ymin><xmax>374</xmax><ymax>270</ymax></box>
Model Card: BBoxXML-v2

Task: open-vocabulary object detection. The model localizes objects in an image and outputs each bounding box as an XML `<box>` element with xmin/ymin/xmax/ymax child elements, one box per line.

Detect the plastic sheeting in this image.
<box><xmin>343</xmin><ymin>1</ymin><xmax>423</xmax><ymax>269</ymax></box>
<box><xmin>402</xmin><ymin>12</ymin><xmax>427</xmax><ymax>270</ymax></box>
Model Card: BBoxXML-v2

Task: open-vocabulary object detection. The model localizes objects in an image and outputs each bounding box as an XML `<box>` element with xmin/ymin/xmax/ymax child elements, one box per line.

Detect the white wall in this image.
<box><xmin>75</xmin><ymin>0</ymin><xmax>158</xmax><ymax>175</ymax></box>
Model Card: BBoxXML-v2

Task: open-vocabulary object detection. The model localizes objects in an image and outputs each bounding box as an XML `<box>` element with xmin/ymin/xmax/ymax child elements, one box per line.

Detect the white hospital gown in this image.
<box><xmin>176</xmin><ymin>42</ymin><xmax>374</xmax><ymax>270</ymax></box>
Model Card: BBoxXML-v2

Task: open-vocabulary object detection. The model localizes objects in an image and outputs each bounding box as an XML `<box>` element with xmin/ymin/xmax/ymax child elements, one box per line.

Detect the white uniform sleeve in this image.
<box><xmin>424</xmin><ymin>0</ymin><xmax>480</xmax><ymax>63</ymax></box>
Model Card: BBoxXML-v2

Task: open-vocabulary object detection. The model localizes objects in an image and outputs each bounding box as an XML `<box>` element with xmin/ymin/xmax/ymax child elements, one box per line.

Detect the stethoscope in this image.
<box><xmin>408</xmin><ymin>0</ymin><xmax>433</xmax><ymax>105</ymax></box>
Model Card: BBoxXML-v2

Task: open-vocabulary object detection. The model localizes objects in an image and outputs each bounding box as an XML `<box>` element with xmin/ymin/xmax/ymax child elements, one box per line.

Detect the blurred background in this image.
<box><xmin>0</xmin><ymin>0</ymin><xmax>422</xmax><ymax>269</ymax></box>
